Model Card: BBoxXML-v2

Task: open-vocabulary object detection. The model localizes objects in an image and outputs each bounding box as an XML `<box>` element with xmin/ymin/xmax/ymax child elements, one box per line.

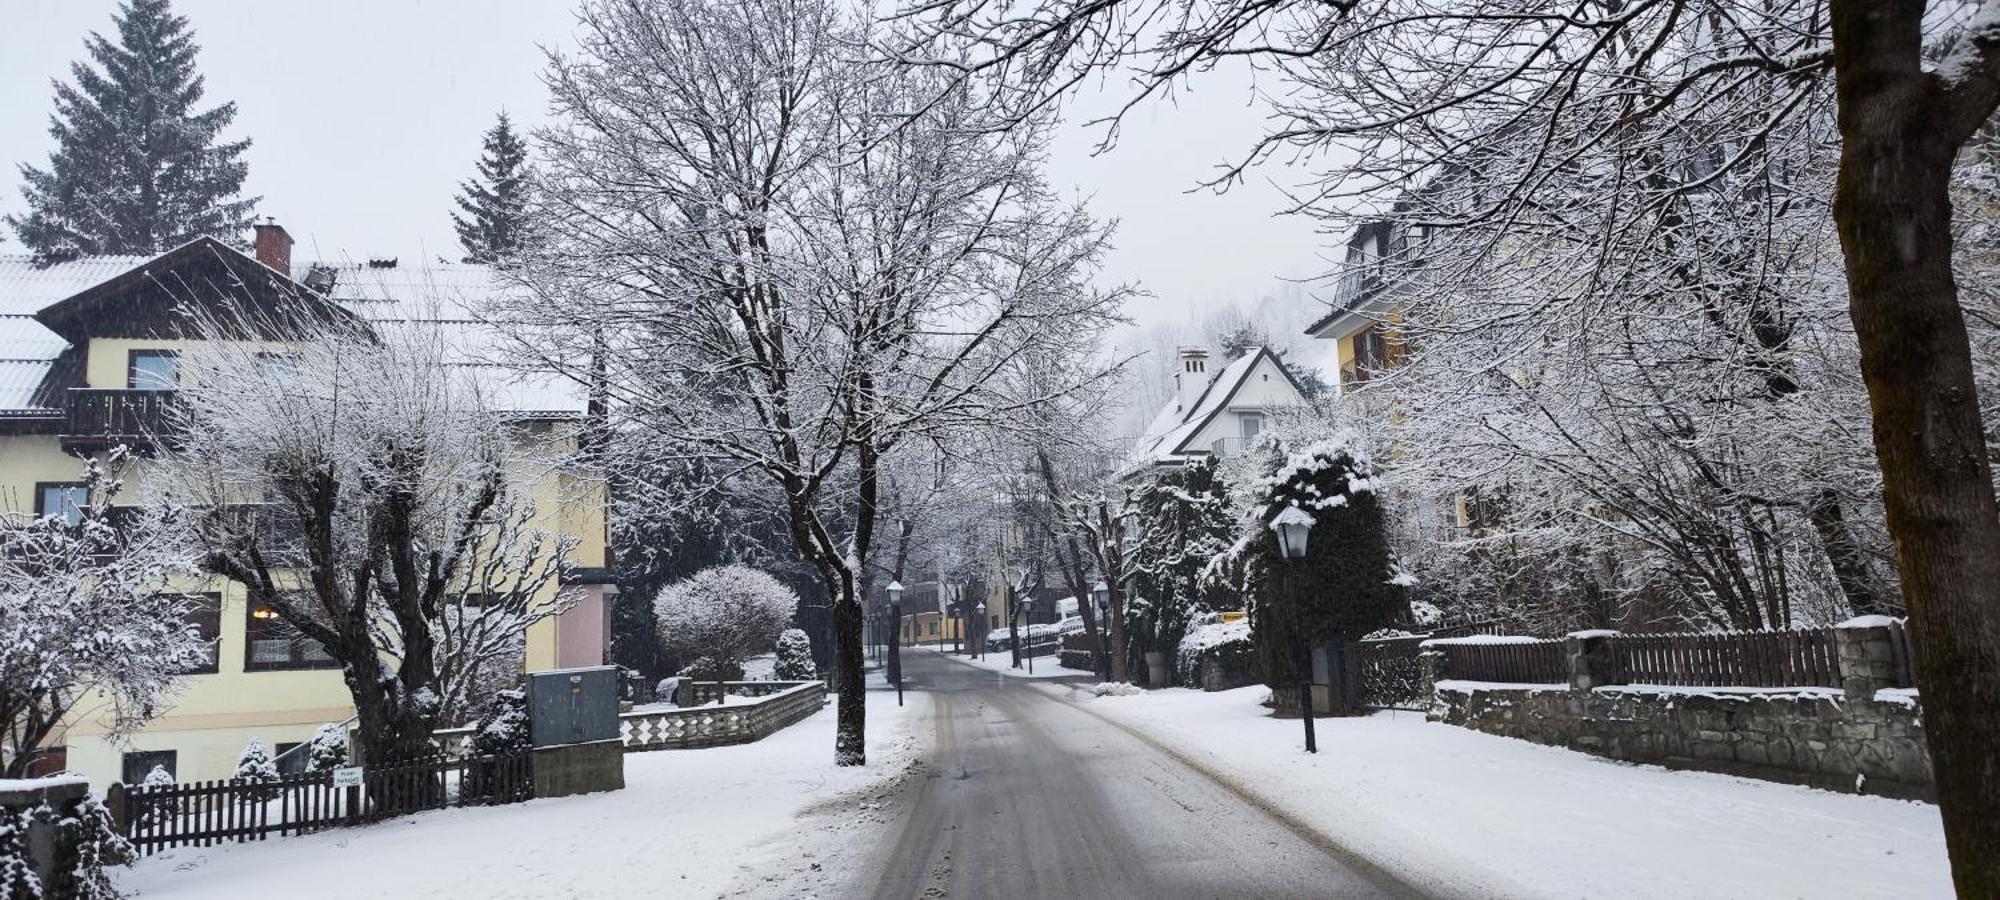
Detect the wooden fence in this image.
<box><xmin>1431</xmin><ymin>638</ymin><xmax>1569</xmax><ymax>684</ymax></box>
<box><xmin>108</xmin><ymin>752</ymin><xmax>531</xmax><ymax>856</ymax></box>
<box><xmin>1430</xmin><ymin>623</ymin><xmax>1918</xmax><ymax>691</ymax></box>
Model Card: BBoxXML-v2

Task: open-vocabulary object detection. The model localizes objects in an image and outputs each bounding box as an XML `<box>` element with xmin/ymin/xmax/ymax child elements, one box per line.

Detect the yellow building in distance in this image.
<box><xmin>0</xmin><ymin>225</ymin><xmax>612</xmax><ymax>788</ymax></box>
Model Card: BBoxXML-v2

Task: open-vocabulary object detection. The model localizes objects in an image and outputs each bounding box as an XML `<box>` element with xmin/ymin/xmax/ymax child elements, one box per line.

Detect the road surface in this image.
<box><xmin>841</xmin><ymin>651</ymin><xmax>1418</xmax><ymax>899</ymax></box>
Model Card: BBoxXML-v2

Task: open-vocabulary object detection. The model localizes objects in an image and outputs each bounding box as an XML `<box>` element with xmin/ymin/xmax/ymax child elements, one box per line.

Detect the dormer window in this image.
<box><xmin>128</xmin><ymin>350</ymin><xmax>180</xmax><ymax>390</ymax></box>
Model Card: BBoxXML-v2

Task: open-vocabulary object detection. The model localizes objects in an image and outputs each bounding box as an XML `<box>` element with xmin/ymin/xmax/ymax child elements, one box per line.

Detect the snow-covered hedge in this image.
<box><xmin>1176</xmin><ymin>618</ymin><xmax>1253</xmax><ymax>689</ymax></box>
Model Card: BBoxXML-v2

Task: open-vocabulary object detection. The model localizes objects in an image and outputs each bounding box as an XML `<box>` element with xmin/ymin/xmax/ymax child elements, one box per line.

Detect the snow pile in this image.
<box><xmin>935</xmin><ymin>646</ymin><xmax>1076</xmax><ymax>680</ymax></box>
<box><xmin>1088</xmin><ymin>682</ymin><xmax>1144</xmax><ymax>698</ymax></box>
<box><xmin>1837</xmin><ymin>615</ymin><xmax>1902</xmax><ymax>629</ymax></box>
<box><xmin>1055</xmin><ymin>684</ymin><xmax>1949</xmax><ymax>899</ymax></box>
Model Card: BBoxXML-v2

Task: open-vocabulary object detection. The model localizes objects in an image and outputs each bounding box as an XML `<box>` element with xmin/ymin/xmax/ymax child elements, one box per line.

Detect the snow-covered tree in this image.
<box><xmin>58</xmin><ymin>794</ymin><xmax>135</xmax><ymax>900</ymax></box>
<box><xmin>7</xmin><ymin>0</ymin><xmax>256</xmax><ymax>257</ymax></box>
<box><xmin>232</xmin><ymin>739</ymin><xmax>279</xmax><ymax>800</ymax></box>
<box><xmin>1128</xmin><ymin>455</ymin><xmax>1236</xmax><ymax>671</ymax></box>
<box><xmin>514</xmin><ymin>0</ymin><xmax>1126</xmax><ymax>764</ymax></box>
<box><xmin>1239</xmin><ymin>436</ymin><xmax>1406</xmax><ymax>688</ymax></box>
<box><xmin>773</xmin><ymin>628</ymin><xmax>816</xmax><ymax>681</ymax></box>
<box><xmin>0</xmin><ymin>454</ymin><xmax>205</xmax><ymax>778</ymax></box>
<box><xmin>304</xmin><ymin>724</ymin><xmax>348</xmax><ymax>772</ymax></box>
<box><xmin>150</xmin><ymin>304</ymin><xmax>576</xmax><ymax>767</ymax></box>
<box><xmin>654</xmin><ymin>566</ymin><xmax>796</xmax><ymax>681</ymax></box>
<box><xmin>468</xmin><ymin>689</ymin><xmax>529</xmax><ymax>757</ymax></box>
<box><xmin>452</xmin><ymin>112</ymin><xmax>532</xmax><ymax>265</ymax></box>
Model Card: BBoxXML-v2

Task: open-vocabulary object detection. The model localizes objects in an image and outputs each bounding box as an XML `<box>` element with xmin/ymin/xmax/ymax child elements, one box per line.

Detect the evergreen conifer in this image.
<box><xmin>451</xmin><ymin>113</ymin><xmax>532</xmax><ymax>264</ymax></box>
<box><xmin>8</xmin><ymin>0</ymin><xmax>257</xmax><ymax>258</ymax></box>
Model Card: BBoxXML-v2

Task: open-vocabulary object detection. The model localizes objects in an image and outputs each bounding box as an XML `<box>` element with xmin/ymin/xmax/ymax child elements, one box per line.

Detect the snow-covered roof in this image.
<box><xmin>0</xmin><ymin>249</ymin><xmax>584</xmax><ymax>416</ymax></box>
<box><xmin>1120</xmin><ymin>347</ymin><xmax>1300</xmax><ymax>478</ymax></box>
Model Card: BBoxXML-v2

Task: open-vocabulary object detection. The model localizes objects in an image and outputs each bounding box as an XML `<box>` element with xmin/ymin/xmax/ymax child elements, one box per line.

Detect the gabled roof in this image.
<box><xmin>0</xmin><ymin>244</ymin><xmax>587</xmax><ymax>418</ymax></box>
<box><xmin>1120</xmin><ymin>346</ymin><xmax>1305</xmax><ymax>478</ymax></box>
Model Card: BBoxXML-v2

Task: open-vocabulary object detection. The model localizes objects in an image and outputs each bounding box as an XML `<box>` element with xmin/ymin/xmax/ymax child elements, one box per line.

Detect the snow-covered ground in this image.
<box><xmin>917</xmin><ymin>645</ymin><xmax>1079</xmax><ymax>680</ymax></box>
<box><xmin>1051</xmin><ymin>683</ymin><xmax>1951</xmax><ymax>899</ymax></box>
<box><xmin>117</xmin><ymin>677</ymin><xmax>929</xmax><ymax>900</ymax></box>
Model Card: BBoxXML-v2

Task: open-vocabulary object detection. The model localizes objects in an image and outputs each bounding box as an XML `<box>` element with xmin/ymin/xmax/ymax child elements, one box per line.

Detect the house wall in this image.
<box><xmin>0</xmin><ymin>417</ymin><xmax>608</xmax><ymax>789</ymax></box>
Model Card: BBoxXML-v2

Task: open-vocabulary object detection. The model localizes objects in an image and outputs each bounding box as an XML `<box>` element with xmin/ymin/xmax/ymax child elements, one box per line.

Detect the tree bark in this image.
<box><xmin>1807</xmin><ymin>488</ymin><xmax>1896</xmax><ymax>617</ymax></box>
<box><xmin>1831</xmin><ymin>3</ymin><xmax>2000</xmax><ymax>891</ymax></box>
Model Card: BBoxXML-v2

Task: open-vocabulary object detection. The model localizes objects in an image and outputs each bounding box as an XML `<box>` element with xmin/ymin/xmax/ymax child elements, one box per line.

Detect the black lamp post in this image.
<box><xmin>974</xmin><ymin>601</ymin><xmax>987</xmax><ymax>659</ymax></box>
<box><xmin>1091</xmin><ymin>580</ymin><xmax>1111</xmax><ymax>681</ymax></box>
<box><xmin>887</xmin><ymin>580</ymin><xmax>904</xmax><ymax>707</ymax></box>
<box><xmin>1270</xmin><ymin>506</ymin><xmax>1317</xmax><ymax>754</ymax></box>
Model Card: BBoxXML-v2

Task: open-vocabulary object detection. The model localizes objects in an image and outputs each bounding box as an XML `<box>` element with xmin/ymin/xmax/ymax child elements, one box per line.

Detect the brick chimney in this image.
<box><xmin>253</xmin><ymin>222</ymin><xmax>294</xmax><ymax>277</ymax></box>
<box><xmin>1174</xmin><ymin>346</ymin><xmax>1211</xmax><ymax>412</ymax></box>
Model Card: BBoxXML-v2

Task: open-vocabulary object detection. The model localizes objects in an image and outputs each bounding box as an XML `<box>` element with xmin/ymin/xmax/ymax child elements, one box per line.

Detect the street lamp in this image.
<box><xmin>1270</xmin><ymin>506</ymin><xmax>1317</xmax><ymax>754</ymax></box>
<box><xmin>1091</xmin><ymin>580</ymin><xmax>1110</xmax><ymax>680</ymax></box>
<box><xmin>886</xmin><ymin>580</ymin><xmax>904</xmax><ymax>707</ymax></box>
<box><xmin>974</xmin><ymin>602</ymin><xmax>987</xmax><ymax>659</ymax></box>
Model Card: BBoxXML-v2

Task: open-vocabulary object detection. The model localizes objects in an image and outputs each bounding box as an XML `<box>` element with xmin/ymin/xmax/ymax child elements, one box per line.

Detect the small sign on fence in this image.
<box><xmin>332</xmin><ymin>766</ymin><xmax>364</xmax><ymax>789</ymax></box>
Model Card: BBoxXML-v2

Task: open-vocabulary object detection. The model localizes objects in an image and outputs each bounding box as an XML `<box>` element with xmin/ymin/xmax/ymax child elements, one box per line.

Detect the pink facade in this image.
<box><xmin>556</xmin><ymin>585</ymin><xmax>612</xmax><ymax>669</ymax></box>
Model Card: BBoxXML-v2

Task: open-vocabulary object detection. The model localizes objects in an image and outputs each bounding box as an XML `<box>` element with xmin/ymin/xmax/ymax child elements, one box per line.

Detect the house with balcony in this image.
<box><xmin>1120</xmin><ymin>345</ymin><xmax>1309</xmax><ymax>481</ymax></box>
<box><xmin>0</xmin><ymin>224</ymin><xmax>612</xmax><ymax>788</ymax></box>
<box><xmin>1305</xmin><ymin>220</ymin><xmax>1407</xmax><ymax>392</ymax></box>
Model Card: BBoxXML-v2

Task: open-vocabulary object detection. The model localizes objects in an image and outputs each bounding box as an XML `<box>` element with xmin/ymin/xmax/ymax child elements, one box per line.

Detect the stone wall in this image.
<box><xmin>1421</xmin><ymin>620</ymin><xmax>1932</xmax><ymax>800</ymax></box>
<box><xmin>620</xmin><ymin>681</ymin><xmax>827</xmax><ymax>751</ymax></box>
<box><xmin>1430</xmin><ymin>683</ymin><xmax>1929</xmax><ymax>799</ymax></box>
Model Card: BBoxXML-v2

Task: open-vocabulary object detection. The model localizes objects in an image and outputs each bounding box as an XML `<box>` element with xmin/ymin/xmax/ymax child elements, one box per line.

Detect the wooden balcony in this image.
<box><xmin>61</xmin><ymin>389</ymin><xmax>179</xmax><ymax>453</ymax></box>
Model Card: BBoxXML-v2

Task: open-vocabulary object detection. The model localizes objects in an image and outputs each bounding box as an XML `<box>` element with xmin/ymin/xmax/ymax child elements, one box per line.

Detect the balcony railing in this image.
<box><xmin>1208</xmin><ymin>437</ymin><xmax>1249</xmax><ymax>458</ymax></box>
<box><xmin>62</xmin><ymin>389</ymin><xmax>178</xmax><ymax>452</ymax></box>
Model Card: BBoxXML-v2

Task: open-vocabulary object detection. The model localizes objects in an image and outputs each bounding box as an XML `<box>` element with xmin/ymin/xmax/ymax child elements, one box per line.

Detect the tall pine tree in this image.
<box><xmin>452</xmin><ymin>113</ymin><xmax>532</xmax><ymax>265</ymax></box>
<box><xmin>8</xmin><ymin>0</ymin><xmax>256</xmax><ymax>258</ymax></box>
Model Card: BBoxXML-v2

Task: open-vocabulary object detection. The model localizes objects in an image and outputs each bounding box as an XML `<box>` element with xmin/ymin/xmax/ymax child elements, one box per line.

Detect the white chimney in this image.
<box><xmin>1174</xmin><ymin>346</ymin><xmax>1211</xmax><ymax>412</ymax></box>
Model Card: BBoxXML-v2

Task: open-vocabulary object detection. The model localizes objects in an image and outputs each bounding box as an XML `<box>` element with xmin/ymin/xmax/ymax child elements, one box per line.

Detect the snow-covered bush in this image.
<box><xmin>0</xmin><ymin>805</ymin><xmax>34</xmax><ymax>898</ymax></box>
<box><xmin>232</xmin><ymin>739</ymin><xmax>280</xmax><ymax>800</ymax></box>
<box><xmin>1089</xmin><ymin>682</ymin><xmax>1144</xmax><ymax>698</ymax></box>
<box><xmin>1175</xmin><ymin>618</ymin><xmax>1254</xmax><ymax>689</ymax></box>
<box><xmin>470</xmin><ymin>690</ymin><xmax>530</xmax><ymax>757</ymax></box>
<box><xmin>305</xmin><ymin>723</ymin><xmax>349</xmax><ymax>772</ymax></box>
<box><xmin>55</xmin><ymin>795</ymin><xmax>133</xmax><ymax>899</ymax></box>
<box><xmin>773</xmin><ymin>629</ymin><xmax>816</xmax><ymax>680</ymax></box>
<box><xmin>654</xmin><ymin>566</ymin><xmax>796</xmax><ymax>678</ymax></box>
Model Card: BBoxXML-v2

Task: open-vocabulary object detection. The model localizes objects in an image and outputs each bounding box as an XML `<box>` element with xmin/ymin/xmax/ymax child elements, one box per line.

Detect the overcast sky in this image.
<box><xmin>0</xmin><ymin>0</ymin><xmax>1337</xmax><ymax>353</ymax></box>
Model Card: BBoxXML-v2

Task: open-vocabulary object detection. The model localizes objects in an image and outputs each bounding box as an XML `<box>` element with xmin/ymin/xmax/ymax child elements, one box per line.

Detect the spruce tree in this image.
<box><xmin>8</xmin><ymin>0</ymin><xmax>256</xmax><ymax>258</ymax></box>
<box><xmin>451</xmin><ymin>113</ymin><xmax>532</xmax><ymax>264</ymax></box>
<box><xmin>1248</xmin><ymin>439</ymin><xmax>1408</xmax><ymax>688</ymax></box>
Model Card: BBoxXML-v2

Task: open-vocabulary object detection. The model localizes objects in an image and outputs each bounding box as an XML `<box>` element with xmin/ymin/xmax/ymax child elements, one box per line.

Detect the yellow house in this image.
<box><xmin>0</xmin><ymin>225</ymin><xmax>612</xmax><ymax>787</ymax></box>
<box><xmin>1305</xmin><ymin>220</ymin><xmax>1407</xmax><ymax>393</ymax></box>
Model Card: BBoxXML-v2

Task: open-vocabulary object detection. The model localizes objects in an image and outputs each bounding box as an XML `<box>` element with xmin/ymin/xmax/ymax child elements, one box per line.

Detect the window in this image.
<box><xmin>127</xmin><ymin>350</ymin><xmax>180</xmax><ymax>390</ymax></box>
<box><xmin>274</xmin><ymin>742</ymin><xmax>307</xmax><ymax>776</ymax></box>
<box><xmin>176</xmin><ymin>593</ymin><xmax>222</xmax><ymax>674</ymax></box>
<box><xmin>122</xmin><ymin>750</ymin><xmax>177</xmax><ymax>785</ymax></box>
<box><xmin>1348</xmin><ymin>326</ymin><xmax>1390</xmax><ymax>386</ymax></box>
<box><xmin>244</xmin><ymin>597</ymin><xmax>339</xmax><ymax>671</ymax></box>
<box><xmin>35</xmin><ymin>482</ymin><xmax>88</xmax><ymax>526</ymax></box>
<box><xmin>24</xmin><ymin>747</ymin><xmax>66</xmax><ymax>778</ymax></box>
<box><xmin>1240</xmin><ymin>413</ymin><xmax>1265</xmax><ymax>441</ymax></box>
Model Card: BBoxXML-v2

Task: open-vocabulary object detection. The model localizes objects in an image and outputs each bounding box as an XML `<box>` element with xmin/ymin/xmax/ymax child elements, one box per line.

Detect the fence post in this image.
<box><xmin>1566</xmin><ymin>630</ymin><xmax>1622</xmax><ymax>690</ymax></box>
<box><xmin>105</xmin><ymin>782</ymin><xmax>128</xmax><ymax>836</ymax></box>
<box><xmin>1418</xmin><ymin>640</ymin><xmax>1450</xmax><ymax>710</ymax></box>
<box><xmin>1834</xmin><ymin>617</ymin><xmax>1902</xmax><ymax>700</ymax></box>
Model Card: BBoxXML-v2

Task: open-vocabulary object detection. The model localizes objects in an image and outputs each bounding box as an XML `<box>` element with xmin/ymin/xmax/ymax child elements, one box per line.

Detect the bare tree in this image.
<box><xmin>517</xmin><ymin>0</ymin><xmax>1126</xmax><ymax>764</ymax></box>
<box><xmin>151</xmin><ymin>311</ymin><xmax>576</xmax><ymax>764</ymax></box>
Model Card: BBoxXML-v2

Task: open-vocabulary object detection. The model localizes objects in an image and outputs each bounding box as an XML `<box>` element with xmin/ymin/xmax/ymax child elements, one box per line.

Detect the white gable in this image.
<box><xmin>1120</xmin><ymin>347</ymin><xmax>1305</xmax><ymax>478</ymax></box>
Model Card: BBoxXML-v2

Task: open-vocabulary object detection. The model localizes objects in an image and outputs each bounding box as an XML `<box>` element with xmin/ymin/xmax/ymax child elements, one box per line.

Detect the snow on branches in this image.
<box><xmin>653</xmin><ymin>565</ymin><xmax>798</xmax><ymax>678</ymax></box>
<box><xmin>0</xmin><ymin>453</ymin><xmax>205</xmax><ymax>777</ymax></box>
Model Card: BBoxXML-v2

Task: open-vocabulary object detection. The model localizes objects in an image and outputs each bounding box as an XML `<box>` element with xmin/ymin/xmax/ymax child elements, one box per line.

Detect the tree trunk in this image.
<box><xmin>1807</xmin><ymin>488</ymin><xmax>1896</xmax><ymax>617</ymax></box>
<box><xmin>1831</xmin><ymin>3</ymin><xmax>2000</xmax><ymax>891</ymax></box>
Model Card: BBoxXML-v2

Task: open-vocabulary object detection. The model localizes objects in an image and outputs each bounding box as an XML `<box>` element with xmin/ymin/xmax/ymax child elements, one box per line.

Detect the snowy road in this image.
<box><xmin>842</xmin><ymin>651</ymin><xmax>1417</xmax><ymax>899</ymax></box>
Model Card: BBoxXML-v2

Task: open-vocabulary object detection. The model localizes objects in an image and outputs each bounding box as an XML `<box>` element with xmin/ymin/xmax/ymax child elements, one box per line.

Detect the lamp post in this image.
<box><xmin>974</xmin><ymin>601</ymin><xmax>987</xmax><ymax>659</ymax></box>
<box><xmin>1270</xmin><ymin>506</ymin><xmax>1317</xmax><ymax>754</ymax></box>
<box><xmin>887</xmin><ymin>580</ymin><xmax>904</xmax><ymax>707</ymax></box>
<box><xmin>1091</xmin><ymin>580</ymin><xmax>1111</xmax><ymax>681</ymax></box>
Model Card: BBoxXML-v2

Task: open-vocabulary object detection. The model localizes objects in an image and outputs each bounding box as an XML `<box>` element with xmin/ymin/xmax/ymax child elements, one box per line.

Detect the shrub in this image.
<box><xmin>305</xmin><ymin>724</ymin><xmax>349</xmax><ymax>772</ymax></box>
<box><xmin>773</xmin><ymin>628</ymin><xmax>816</xmax><ymax>680</ymax></box>
<box><xmin>233</xmin><ymin>739</ymin><xmax>280</xmax><ymax>801</ymax></box>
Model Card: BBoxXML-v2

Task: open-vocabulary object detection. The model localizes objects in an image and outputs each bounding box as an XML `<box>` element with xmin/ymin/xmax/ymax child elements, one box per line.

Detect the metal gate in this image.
<box><xmin>1349</xmin><ymin>635</ymin><xmax>1430</xmax><ymax>711</ymax></box>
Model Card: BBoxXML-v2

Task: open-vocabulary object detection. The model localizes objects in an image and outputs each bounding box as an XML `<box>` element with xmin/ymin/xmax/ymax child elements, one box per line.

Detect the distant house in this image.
<box><xmin>0</xmin><ymin>224</ymin><xmax>612</xmax><ymax>788</ymax></box>
<box><xmin>1120</xmin><ymin>345</ymin><xmax>1308</xmax><ymax>481</ymax></box>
